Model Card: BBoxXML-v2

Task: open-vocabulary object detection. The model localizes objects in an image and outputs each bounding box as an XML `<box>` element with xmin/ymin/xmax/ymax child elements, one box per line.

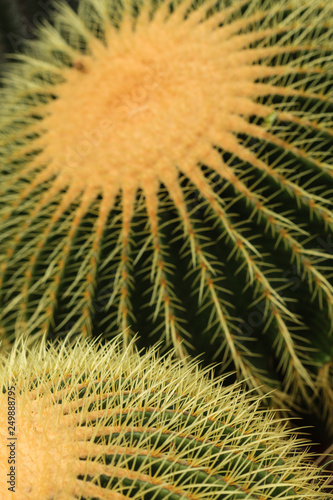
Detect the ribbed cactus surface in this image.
<box><xmin>0</xmin><ymin>335</ymin><xmax>332</xmax><ymax>499</ymax></box>
<box><xmin>0</xmin><ymin>0</ymin><xmax>332</xmax><ymax>433</ymax></box>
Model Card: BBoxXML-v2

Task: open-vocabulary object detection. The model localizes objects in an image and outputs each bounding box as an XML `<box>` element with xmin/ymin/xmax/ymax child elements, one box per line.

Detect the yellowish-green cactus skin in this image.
<box><xmin>0</xmin><ymin>334</ymin><xmax>332</xmax><ymax>499</ymax></box>
<box><xmin>0</xmin><ymin>0</ymin><xmax>332</xmax><ymax>434</ymax></box>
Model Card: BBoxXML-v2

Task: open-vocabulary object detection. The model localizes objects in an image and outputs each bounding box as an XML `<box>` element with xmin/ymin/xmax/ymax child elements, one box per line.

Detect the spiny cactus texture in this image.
<box><xmin>0</xmin><ymin>0</ymin><xmax>80</xmax><ymax>52</ymax></box>
<box><xmin>0</xmin><ymin>0</ymin><xmax>332</xmax><ymax>433</ymax></box>
<box><xmin>0</xmin><ymin>334</ymin><xmax>332</xmax><ymax>499</ymax></box>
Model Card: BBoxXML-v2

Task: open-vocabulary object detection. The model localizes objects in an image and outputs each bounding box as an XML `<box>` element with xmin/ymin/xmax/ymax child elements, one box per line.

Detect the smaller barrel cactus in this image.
<box><xmin>0</xmin><ymin>333</ymin><xmax>331</xmax><ymax>499</ymax></box>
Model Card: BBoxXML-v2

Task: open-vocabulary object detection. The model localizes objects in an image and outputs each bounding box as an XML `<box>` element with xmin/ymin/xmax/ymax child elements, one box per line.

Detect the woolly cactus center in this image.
<box><xmin>34</xmin><ymin>13</ymin><xmax>248</xmax><ymax>195</ymax></box>
<box><xmin>0</xmin><ymin>393</ymin><xmax>80</xmax><ymax>497</ymax></box>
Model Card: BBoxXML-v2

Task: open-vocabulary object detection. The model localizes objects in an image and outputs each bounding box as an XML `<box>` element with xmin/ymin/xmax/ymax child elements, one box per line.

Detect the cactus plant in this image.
<box><xmin>0</xmin><ymin>0</ymin><xmax>332</xmax><ymax>434</ymax></box>
<box><xmin>0</xmin><ymin>333</ymin><xmax>332</xmax><ymax>499</ymax></box>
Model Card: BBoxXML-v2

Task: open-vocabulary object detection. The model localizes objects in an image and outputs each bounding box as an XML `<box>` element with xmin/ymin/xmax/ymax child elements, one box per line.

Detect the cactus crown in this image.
<box><xmin>0</xmin><ymin>334</ymin><xmax>332</xmax><ymax>499</ymax></box>
<box><xmin>0</xmin><ymin>0</ymin><xmax>332</xmax><ymax>432</ymax></box>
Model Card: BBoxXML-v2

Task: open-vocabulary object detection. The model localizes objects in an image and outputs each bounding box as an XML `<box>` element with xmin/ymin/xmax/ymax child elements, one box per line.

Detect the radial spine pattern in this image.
<box><xmin>0</xmin><ymin>0</ymin><xmax>332</xmax><ymax>432</ymax></box>
<box><xmin>0</xmin><ymin>335</ymin><xmax>332</xmax><ymax>499</ymax></box>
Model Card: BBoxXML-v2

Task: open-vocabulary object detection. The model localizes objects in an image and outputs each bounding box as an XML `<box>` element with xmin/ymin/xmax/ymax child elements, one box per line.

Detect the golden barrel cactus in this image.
<box><xmin>0</xmin><ymin>334</ymin><xmax>332</xmax><ymax>499</ymax></box>
<box><xmin>0</xmin><ymin>0</ymin><xmax>332</xmax><ymax>435</ymax></box>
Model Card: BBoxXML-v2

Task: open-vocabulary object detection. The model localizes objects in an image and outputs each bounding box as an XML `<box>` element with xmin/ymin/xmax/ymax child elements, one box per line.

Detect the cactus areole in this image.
<box><xmin>0</xmin><ymin>0</ymin><xmax>332</xmax><ymax>431</ymax></box>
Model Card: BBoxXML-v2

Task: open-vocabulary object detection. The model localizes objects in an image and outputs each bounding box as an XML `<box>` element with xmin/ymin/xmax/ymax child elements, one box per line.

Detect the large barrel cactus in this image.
<box><xmin>0</xmin><ymin>0</ymin><xmax>332</xmax><ymax>435</ymax></box>
<box><xmin>0</xmin><ymin>334</ymin><xmax>332</xmax><ymax>498</ymax></box>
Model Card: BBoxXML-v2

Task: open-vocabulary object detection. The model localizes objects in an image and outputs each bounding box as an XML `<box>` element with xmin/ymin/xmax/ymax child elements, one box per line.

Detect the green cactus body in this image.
<box><xmin>0</xmin><ymin>0</ymin><xmax>332</xmax><ymax>433</ymax></box>
<box><xmin>0</xmin><ymin>335</ymin><xmax>332</xmax><ymax>499</ymax></box>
